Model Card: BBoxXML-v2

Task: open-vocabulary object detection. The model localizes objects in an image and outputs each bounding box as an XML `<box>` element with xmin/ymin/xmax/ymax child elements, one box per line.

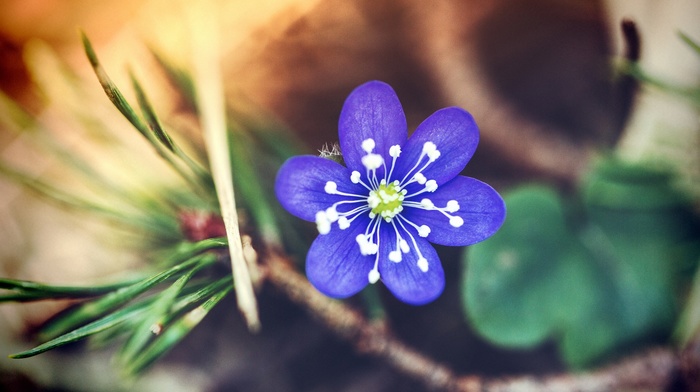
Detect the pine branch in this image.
<box><xmin>263</xmin><ymin>250</ymin><xmax>679</xmax><ymax>392</ymax></box>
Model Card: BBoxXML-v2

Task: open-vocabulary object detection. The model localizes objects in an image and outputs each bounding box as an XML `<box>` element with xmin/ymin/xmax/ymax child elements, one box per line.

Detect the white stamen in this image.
<box><xmin>324</xmin><ymin>181</ymin><xmax>338</xmax><ymax>194</ymax></box>
<box><xmin>389</xmin><ymin>145</ymin><xmax>401</xmax><ymax>158</ymax></box>
<box><xmin>367</xmin><ymin>193</ymin><xmax>380</xmax><ymax>209</ymax></box>
<box><xmin>449</xmin><ymin>216</ymin><xmax>464</xmax><ymax>227</ymax></box>
<box><xmin>417</xmin><ymin>257</ymin><xmax>429</xmax><ymax>272</ymax></box>
<box><xmin>338</xmin><ymin>216</ymin><xmax>350</xmax><ymax>229</ymax></box>
<box><xmin>357</xmin><ymin>226</ymin><xmax>380</xmax><ymax>255</ymax></box>
<box><xmin>413</xmin><ymin>173</ymin><xmax>427</xmax><ymax>184</ymax></box>
<box><xmin>422</xmin><ymin>141</ymin><xmax>437</xmax><ymax>155</ymax></box>
<box><xmin>399</xmin><ymin>239</ymin><xmax>410</xmax><ymax>253</ymax></box>
<box><xmin>417</xmin><ymin>225</ymin><xmax>431</xmax><ymax>237</ymax></box>
<box><xmin>425</xmin><ymin>180</ymin><xmax>438</xmax><ymax>192</ymax></box>
<box><xmin>362</xmin><ymin>138</ymin><xmax>376</xmax><ymax>153</ymax></box>
<box><xmin>325</xmin><ymin>206</ymin><xmax>339</xmax><ymax>222</ymax></box>
<box><xmin>420</xmin><ymin>198</ymin><xmax>434</xmax><ymax>209</ymax></box>
<box><xmin>368</xmin><ymin>268</ymin><xmax>380</xmax><ymax>284</ymax></box>
<box><xmin>316</xmin><ymin>211</ymin><xmax>330</xmax><ymax>234</ymax></box>
<box><xmin>389</xmin><ymin>250</ymin><xmax>402</xmax><ymax>262</ymax></box>
<box><xmin>355</xmin><ymin>234</ymin><xmax>373</xmax><ymax>255</ymax></box>
<box><xmin>427</xmin><ymin>149</ymin><xmax>441</xmax><ymax>162</ymax></box>
<box><xmin>361</xmin><ymin>153</ymin><xmax>384</xmax><ymax>170</ymax></box>
<box><xmin>350</xmin><ymin>171</ymin><xmax>362</xmax><ymax>184</ymax></box>
<box><xmin>446</xmin><ymin>200</ymin><xmax>460</xmax><ymax>212</ymax></box>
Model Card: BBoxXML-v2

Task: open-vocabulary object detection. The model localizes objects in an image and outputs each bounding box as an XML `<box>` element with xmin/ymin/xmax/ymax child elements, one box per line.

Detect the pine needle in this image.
<box><xmin>185</xmin><ymin>0</ymin><xmax>260</xmax><ymax>331</ymax></box>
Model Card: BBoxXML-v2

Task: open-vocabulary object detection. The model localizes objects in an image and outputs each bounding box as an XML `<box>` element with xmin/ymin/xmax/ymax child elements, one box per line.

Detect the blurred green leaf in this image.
<box><xmin>0</xmin><ymin>277</ymin><xmax>141</xmax><ymax>302</ymax></box>
<box><xmin>117</xmin><ymin>263</ymin><xmax>203</xmax><ymax>364</ymax></box>
<box><xmin>125</xmin><ymin>285</ymin><xmax>232</xmax><ymax>375</ymax></box>
<box><xmin>464</xmin><ymin>186</ymin><xmax>591</xmax><ymax>347</ymax></box>
<box><xmin>11</xmin><ymin>298</ymin><xmax>153</xmax><ymax>359</ymax></box>
<box><xmin>81</xmin><ymin>32</ymin><xmax>212</xmax><ymax>196</ymax></box>
<box><xmin>679</xmin><ymin>31</ymin><xmax>700</xmax><ymax>58</ymax></box>
<box><xmin>39</xmin><ymin>249</ymin><xmax>220</xmax><ymax>340</ymax></box>
<box><xmin>463</xmin><ymin>160</ymin><xmax>699</xmax><ymax>367</ymax></box>
<box><xmin>676</xmin><ymin>256</ymin><xmax>700</xmax><ymax>345</ymax></box>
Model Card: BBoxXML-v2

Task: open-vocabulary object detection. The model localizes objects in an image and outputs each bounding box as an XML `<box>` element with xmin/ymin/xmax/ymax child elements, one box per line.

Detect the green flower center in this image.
<box><xmin>368</xmin><ymin>181</ymin><xmax>405</xmax><ymax>221</ymax></box>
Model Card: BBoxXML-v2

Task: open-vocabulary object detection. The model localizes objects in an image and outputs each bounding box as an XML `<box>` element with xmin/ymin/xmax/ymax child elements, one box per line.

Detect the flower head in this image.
<box><xmin>275</xmin><ymin>81</ymin><xmax>506</xmax><ymax>305</ymax></box>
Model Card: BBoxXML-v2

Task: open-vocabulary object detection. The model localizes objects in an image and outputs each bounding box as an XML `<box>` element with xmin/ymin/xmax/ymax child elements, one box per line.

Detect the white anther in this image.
<box><xmin>361</xmin><ymin>138</ymin><xmax>376</xmax><ymax>153</ymax></box>
<box><xmin>417</xmin><ymin>257</ymin><xmax>429</xmax><ymax>272</ymax></box>
<box><xmin>338</xmin><ymin>217</ymin><xmax>350</xmax><ymax>230</ymax></box>
<box><xmin>389</xmin><ymin>250</ymin><xmax>402</xmax><ymax>262</ymax></box>
<box><xmin>367</xmin><ymin>242</ymin><xmax>379</xmax><ymax>255</ymax></box>
<box><xmin>420</xmin><ymin>198</ymin><xmax>434</xmax><ymax>209</ymax></box>
<box><xmin>413</xmin><ymin>173</ymin><xmax>427</xmax><ymax>184</ymax></box>
<box><xmin>389</xmin><ymin>145</ymin><xmax>402</xmax><ymax>158</ymax></box>
<box><xmin>449</xmin><ymin>216</ymin><xmax>464</xmax><ymax>227</ymax></box>
<box><xmin>356</xmin><ymin>234</ymin><xmax>379</xmax><ymax>255</ymax></box>
<box><xmin>368</xmin><ymin>193</ymin><xmax>380</xmax><ymax>208</ymax></box>
<box><xmin>422</xmin><ymin>141</ymin><xmax>437</xmax><ymax>154</ymax></box>
<box><xmin>368</xmin><ymin>269</ymin><xmax>380</xmax><ymax>284</ymax></box>
<box><xmin>427</xmin><ymin>149</ymin><xmax>441</xmax><ymax>162</ymax></box>
<box><xmin>361</xmin><ymin>153</ymin><xmax>384</xmax><ymax>170</ymax></box>
<box><xmin>316</xmin><ymin>211</ymin><xmax>330</xmax><ymax>234</ymax></box>
<box><xmin>425</xmin><ymin>180</ymin><xmax>438</xmax><ymax>192</ymax></box>
<box><xmin>325</xmin><ymin>206</ymin><xmax>339</xmax><ymax>222</ymax></box>
<box><xmin>324</xmin><ymin>181</ymin><xmax>338</xmax><ymax>194</ymax></box>
<box><xmin>350</xmin><ymin>171</ymin><xmax>362</xmax><ymax>184</ymax></box>
<box><xmin>356</xmin><ymin>234</ymin><xmax>370</xmax><ymax>255</ymax></box>
<box><xmin>417</xmin><ymin>225</ymin><xmax>431</xmax><ymax>237</ymax></box>
<box><xmin>446</xmin><ymin>200</ymin><xmax>460</xmax><ymax>213</ymax></box>
<box><xmin>399</xmin><ymin>239</ymin><xmax>410</xmax><ymax>253</ymax></box>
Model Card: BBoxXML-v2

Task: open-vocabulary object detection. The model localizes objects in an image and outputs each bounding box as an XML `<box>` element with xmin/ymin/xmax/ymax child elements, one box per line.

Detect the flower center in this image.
<box><xmin>368</xmin><ymin>180</ymin><xmax>405</xmax><ymax>221</ymax></box>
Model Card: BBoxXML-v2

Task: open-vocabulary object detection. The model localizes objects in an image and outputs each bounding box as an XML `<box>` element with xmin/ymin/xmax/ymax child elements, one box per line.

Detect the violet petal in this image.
<box><xmin>275</xmin><ymin>155</ymin><xmax>363</xmax><ymax>222</ymax></box>
<box><xmin>306</xmin><ymin>218</ymin><xmax>374</xmax><ymax>298</ymax></box>
<box><xmin>403</xmin><ymin>175</ymin><xmax>506</xmax><ymax>246</ymax></box>
<box><xmin>394</xmin><ymin>107</ymin><xmax>479</xmax><ymax>185</ymax></box>
<box><xmin>339</xmin><ymin>81</ymin><xmax>407</xmax><ymax>173</ymax></box>
<box><xmin>378</xmin><ymin>229</ymin><xmax>445</xmax><ymax>305</ymax></box>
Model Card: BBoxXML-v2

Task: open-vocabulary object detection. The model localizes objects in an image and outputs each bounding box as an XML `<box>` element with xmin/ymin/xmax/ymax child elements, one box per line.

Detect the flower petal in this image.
<box><xmin>306</xmin><ymin>217</ymin><xmax>374</xmax><ymax>298</ymax></box>
<box><xmin>378</xmin><ymin>229</ymin><xmax>444</xmax><ymax>305</ymax></box>
<box><xmin>339</xmin><ymin>81</ymin><xmax>407</xmax><ymax>173</ymax></box>
<box><xmin>403</xmin><ymin>175</ymin><xmax>506</xmax><ymax>246</ymax></box>
<box><xmin>395</xmin><ymin>107</ymin><xmax>479</xmax><ymax>185</ymax></box>
<box><xmin>275</xmin><ymin>155</ymin><xmax>364</xmax><ymax>222</ymax></box>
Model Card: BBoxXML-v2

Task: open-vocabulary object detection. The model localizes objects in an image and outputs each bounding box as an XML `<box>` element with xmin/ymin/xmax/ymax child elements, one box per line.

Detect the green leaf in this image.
<box><xmin>80</xmin><ymin>32</ymin><xmax>150</xmax><ymax>138</ymax></box>
<box><xmin>81</xmin><ymin>33</ymin><xmax>212</xmax><ymax>197</ymax></box>
<box><xmin>125</xmin><ymin>285</ymin><xmax>232</xmax><ymax>375</ymax></box>
<box><xmin>11</xmin><ymin>298</ymin><xmax>153</xmax><ymax>358</ymax></box>
<box><xmin>464</xmin><ymin>186</ymin><xmax>580</xmax><ymax>346</ymax></box>
<box><xmin>39</xmin><ymin>249</ymin><xmax>220</xmax><ymax>340</ymax></box>
<box><xmin>117</xmin><ymin>264</ymin><xmax>202</xmax><ymax>364</ymax></box>
<box><xmin>0</xmin><ymin>277</ymin><xmax>141</xmax><ymax>302</ymax></box>
<box><xmin>228</xmin><ymin>124</ymin><xmax>281</xmax><ymax>246</ymax></box>
<box><xmin>679</xmin><ymin>31</ymin><xmax>700</xmax><ymax>58</ymax></box>
<box><xmin>463</xmin><ymin>163</ymin><xmax>698</xmax><ymax>368</ymax></box>
<box><xmin>129</xmin><ymin>71</ymin><xmax>176</xmax><ymax>152</ymax></box>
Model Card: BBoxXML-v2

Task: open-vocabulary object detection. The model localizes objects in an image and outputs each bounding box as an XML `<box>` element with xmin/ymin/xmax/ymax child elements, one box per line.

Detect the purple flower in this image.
<box><xmin>275</xmin><ymin>81</ymin><xmax>506</xmax><ymax>305</ymax></box>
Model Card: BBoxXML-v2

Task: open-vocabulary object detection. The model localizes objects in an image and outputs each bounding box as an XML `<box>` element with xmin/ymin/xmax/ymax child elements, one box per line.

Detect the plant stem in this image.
<box><xmin>263</xmin><ymin>250</ymin><xmax>678</xmax><ymax>392</ymax></box>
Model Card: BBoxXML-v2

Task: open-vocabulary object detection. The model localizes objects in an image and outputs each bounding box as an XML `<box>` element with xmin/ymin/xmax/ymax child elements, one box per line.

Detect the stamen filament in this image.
<box><xmin>395</xmin><ymin>217</ymin><xmax>429</xmax><ymax>272</ymax></box>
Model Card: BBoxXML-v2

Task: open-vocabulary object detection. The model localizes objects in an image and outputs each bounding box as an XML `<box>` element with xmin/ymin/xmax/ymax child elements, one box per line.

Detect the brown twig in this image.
<box><xmin>263</xmin><ymin>251</ymin><xmax>678</xmax><ymax>391</ymax></box>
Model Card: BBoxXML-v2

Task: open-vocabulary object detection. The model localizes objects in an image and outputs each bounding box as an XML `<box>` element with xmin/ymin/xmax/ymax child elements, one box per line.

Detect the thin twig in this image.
<box><xmin>263</xmin><ymin>251</ymin><xmax>678</xmax><ymax>391</ymax></box>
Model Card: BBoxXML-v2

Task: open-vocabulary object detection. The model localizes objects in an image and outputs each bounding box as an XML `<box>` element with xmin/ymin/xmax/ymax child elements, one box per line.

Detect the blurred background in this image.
<box><xmin>0</xmin><ymin>0</ymin><xmax>698</xmax><ymax>391</ymax></box>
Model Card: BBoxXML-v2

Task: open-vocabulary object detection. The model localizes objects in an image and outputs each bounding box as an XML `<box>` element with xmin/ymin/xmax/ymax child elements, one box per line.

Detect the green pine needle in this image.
<box><xmin>124</xmin><ymin>284</ymin><xmax>232</xmax><ymax>375</ymax></box>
